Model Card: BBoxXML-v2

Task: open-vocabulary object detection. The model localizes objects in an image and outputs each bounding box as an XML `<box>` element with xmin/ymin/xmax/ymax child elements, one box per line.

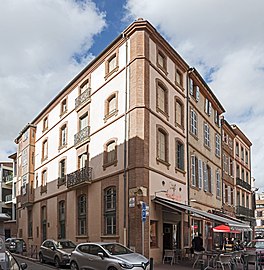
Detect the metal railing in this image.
<box><xmin>67</xmin><ymin>166</ymin><xmax>92</xmax><ymax>188</ymax></box>
<box><xmin>74</xmin><ymin>126</ymin><xmax>90</xmax><ymax>146</ymax></box>
<box><xmin>75</xmin><ymin>88</ymin><xmax>91</xmax><ymax>109</ymax></box>
<box><xmin>236</xmin><ymin>177</ymin><xmax>251</xmax><ymax>191</ymax></box>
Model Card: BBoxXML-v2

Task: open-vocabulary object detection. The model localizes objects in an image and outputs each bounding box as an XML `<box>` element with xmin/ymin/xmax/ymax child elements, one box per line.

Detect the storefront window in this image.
<box><xmin>150</xmin><ymin>220</ymin><xmax>158</xmax><ymax>248</ymax></box>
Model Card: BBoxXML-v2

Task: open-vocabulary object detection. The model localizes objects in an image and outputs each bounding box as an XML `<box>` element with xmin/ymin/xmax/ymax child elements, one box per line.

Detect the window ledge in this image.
<box><xmin>58</xmin><ymin>144</ymin><xmax>67</xmax><ymax>151</ymax></box>
<box><xmin>104</xmin><ymin>109</ymin><xmax>118</xmax><ymax>123</ymax></box>
<box><xmin>60</xmin><ymin>110</ymin><xmax>68</xmax><ymax>118</ymax></box>
<box><xmin>156</xmin><ymin>107</ymin><xmax>169</xmax><ymax>120</ymax></box>
<box><xmin>156</xmin><ymin>158</ymin><xmax>170</xmax><ymax>169</ymax></box>
<box><xmin>104</xmin><ymin>66</ymin><xmax>119</xmax><ymax>80</ymax></box>
<box><xmin>175</xmin><ymin>168</ymin><xmax>186</xmax><ymax>175</ymax></box>
<box><xmin>103</xmin><ymin>160</ymin><xmax>118</xmax><ymax>170</ymax></box>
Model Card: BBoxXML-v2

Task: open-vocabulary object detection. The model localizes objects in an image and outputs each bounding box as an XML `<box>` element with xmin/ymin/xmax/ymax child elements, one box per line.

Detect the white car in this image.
<box><xmin>70</xmin><ymin>242</ymin><xmax>150</xmax><ymax>270</ymax></box>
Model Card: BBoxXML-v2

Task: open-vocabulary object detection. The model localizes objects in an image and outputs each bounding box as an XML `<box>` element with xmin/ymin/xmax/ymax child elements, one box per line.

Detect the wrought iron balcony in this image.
<box><xmin>58</xmin><ymin>176</ymin><xmax>67</xmax><ymax>187</ymax></box>
<box><xmin>74</xmin><ymin>126</ymin><xmax>90</xmax><ymax>146</ymax></box>
<box><xmin>236</xmin><ymin>177</ymin><xmax>251</xmax><ymax>191</ymax></box>
<box><xmin>5</xmin><ymin>194</ymin><xmax>12</xmax><ymax>204</ymax></box>
<box><xmin>236</xmin><ymin>205</ymin><xmax>254</xmax><ymax>217</ymax></box>
<box><xmin>75</xmin><ymin>88</ymin><xmax>91</xmax><ymax>109</ymax></box>
<box><xmin>19</xmin><ymin>184</ymin><xmax>34</xmax><ymax>207</ymax></box>
<box><xmin>67</xmin><ymin>166</ymin><xmax>92</xmax><ymax>189</ymax></box>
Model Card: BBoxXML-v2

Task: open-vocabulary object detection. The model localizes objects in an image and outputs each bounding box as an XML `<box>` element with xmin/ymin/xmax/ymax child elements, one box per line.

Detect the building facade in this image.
<box><xmin>14</xmin><ymin>19</ymin><xmax>254</xmax><ymax>262</ymax></box>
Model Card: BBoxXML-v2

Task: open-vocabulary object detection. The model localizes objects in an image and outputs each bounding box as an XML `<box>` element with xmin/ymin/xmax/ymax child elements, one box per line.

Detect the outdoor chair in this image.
<box><xmin>192</xmin><ymin>251</ymin><xmax>205</xmax><ymax>268</ymax></box>
<box><xmin>216</xmin><ymin>254</ymin><xmax>232</xmax><ymax>270</ymax></box>
<box><xmin>163</xmin><ymin>249</ymin><xmax>175</xmax><ymax>265</ymax></box>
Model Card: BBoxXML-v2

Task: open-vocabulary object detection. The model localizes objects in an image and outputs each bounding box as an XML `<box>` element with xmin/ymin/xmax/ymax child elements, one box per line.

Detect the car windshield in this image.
<box><xmin>102</xmin><ymin>243</ymin><xmax>133</xmax><ymax>255</ymax></box>
<box><xmin>247</xmin><ymin>241</ymin><xmax>264</xmax><ymax>249</ymax></box>
<box><xmin>56</xmin><ymin>240</ymin><xmax>76</xmax><ymax>249</ymax></box>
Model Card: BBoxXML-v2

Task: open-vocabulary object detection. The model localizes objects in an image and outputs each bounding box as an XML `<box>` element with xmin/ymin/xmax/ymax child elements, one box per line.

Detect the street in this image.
<box><xmin>15</xmin><ymin>256</ymin><xmax>70</xmax><ymax>270</ymax></box>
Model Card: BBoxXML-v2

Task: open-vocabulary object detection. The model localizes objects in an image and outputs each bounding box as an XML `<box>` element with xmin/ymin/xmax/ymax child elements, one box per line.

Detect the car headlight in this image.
<box><xmin>119</xmin><ymin>262</ymin><xmax>133</xmax><ymax>269</ymax></box>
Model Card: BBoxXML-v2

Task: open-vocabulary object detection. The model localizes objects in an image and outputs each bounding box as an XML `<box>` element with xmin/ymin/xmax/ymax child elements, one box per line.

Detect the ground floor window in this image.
<box><xmin>150</xmin><ymin>220</ymin><xmax>158</xmax><ymax>248</ymax></box>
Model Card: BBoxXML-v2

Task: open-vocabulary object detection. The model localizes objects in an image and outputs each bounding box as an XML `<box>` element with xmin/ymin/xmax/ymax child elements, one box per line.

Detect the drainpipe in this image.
<box><xmin>123</xmin><ymin>32</ymin><xmax>129</xmax><ymax>247</ymax></box>
<box><xmin>186</xmin><ymin>67</ymin><xmax>194</xmax><ymax>243</ymax></box>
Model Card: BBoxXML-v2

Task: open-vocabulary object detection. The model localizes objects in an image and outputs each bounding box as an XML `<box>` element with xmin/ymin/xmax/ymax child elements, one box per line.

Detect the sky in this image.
<box><xmin>0</xmin><ymin>0</ymin><xmax>263</xmax><ymax>190</ymax></box>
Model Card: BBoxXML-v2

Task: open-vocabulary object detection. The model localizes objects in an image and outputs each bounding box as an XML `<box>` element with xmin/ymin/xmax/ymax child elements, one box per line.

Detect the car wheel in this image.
<box><xmin>54</xmin><ymin>256</ymin><xmax>61</xmax><ymax>268</ymax></box>
<box><xmin>70</xmin><ymin>261</ymin><xmax>79</xmax><ymax>270</ymax></box>
<box><xmin>39</xmin><ymin>253</ymin><xmax>45</xmax><ymax>263</ymax></box>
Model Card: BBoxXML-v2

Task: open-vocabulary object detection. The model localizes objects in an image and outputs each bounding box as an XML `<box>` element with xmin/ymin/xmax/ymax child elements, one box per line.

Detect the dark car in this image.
<box><xmin>39</xmin><ymin>239</ymin><xmax>76</xmax><ymax>267</ymax></box>
<box><xmin>5</xmin><ymin>249</ymin><xmax>28</xmax><ymax>269</ymax></box>
<box><xmin>5</xmin><ymin>238</ymin><xmax>26</xmax><ymax>253</ymax></box>
<box><xmin>70</xmin><ymin>242</ymin><xmax>150</xmax><ymax>270</ymax></box>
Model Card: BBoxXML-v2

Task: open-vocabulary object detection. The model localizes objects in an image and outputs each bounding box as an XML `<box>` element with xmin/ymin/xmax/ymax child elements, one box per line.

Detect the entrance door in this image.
<box><xmin>163</xmin><ymin>223</ymin><xmax>173</xmax><ymax>250</ymax></box>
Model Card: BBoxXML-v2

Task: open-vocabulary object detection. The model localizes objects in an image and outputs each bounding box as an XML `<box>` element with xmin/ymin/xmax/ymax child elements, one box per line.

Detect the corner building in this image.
<box><xmin>14</xmin><ymin>19</ymin><xmax>252</xmax><ymax>262</ymax></box>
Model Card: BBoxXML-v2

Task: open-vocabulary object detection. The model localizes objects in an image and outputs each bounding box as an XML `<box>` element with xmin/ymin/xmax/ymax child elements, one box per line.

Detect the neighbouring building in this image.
<box><xmin>255</xmin><ymin>193</ymin><xmax>264</xmax><ymax>237</ymax></box>
<box><xmin>14</xmin><ymin>19</ymin><xmax>253</xmax><ymax>262</ymax></box>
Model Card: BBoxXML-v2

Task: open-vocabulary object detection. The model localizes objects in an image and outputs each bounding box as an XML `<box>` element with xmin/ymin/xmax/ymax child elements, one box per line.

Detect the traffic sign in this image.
<box><xmin>141</xmin><ymin>202</ymin><xmax>146</xmax><ymax>222</ymax></box>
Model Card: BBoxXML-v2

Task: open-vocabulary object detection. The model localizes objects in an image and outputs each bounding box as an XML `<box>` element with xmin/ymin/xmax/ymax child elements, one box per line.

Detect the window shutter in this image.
<box><xmin>210</xmin><ymin>168</ymin><xmax>213</xmax><ymax>194</ymax></box>
<box><xmin>203</xmin><ymin>162</ymin><xmax>208</xmax><ymax>192</ymax></box>
<box><xmin>209</xmin><ymin>102</ymin><xmax>212</xmax><ymax>116</ymax></box>
<box><xmin>191</xmin><ymin>155</ymin><xmax>196</xmax><ymax>186</ymax></box>
<box><xmin>198</xmin><ymin>159</ymin><xmax>203</xmax><ymax>189</ymax></box>
<box><xmin>196</xmin><ymin>86</ymin><xmax>200</xmax><ymax>101</ymax></box>
<box><xmin>189</xmin><ymin>78</ymin><xmax>193</xmax><ymax>95</ymax></box>
<box><xmin>228</xmin><ymin>186</ymin><xmax>231</xmax><ymax>205</ymax></box>
<box><xmin>205</xmin><ymin>99</ymin><xmax>208</xmax><ymax>113</ymax></box>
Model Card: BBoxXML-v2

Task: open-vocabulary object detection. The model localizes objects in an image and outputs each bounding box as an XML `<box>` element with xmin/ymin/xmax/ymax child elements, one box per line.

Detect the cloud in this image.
<box><xmin>125</xmin><ymin>0</ymin><xmax>264</xmax><ymax>188</ymax></box>
<box><xmin>0</xmin><ymin>0</ymin><xmax>106</xmax><ymax>160</ymax></box>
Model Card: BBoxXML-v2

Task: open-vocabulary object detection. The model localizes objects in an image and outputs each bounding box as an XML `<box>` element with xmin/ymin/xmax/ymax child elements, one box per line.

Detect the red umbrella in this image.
<box><xmin>213</xmin><ymin>224</ymin><xmax>241</xmax><ymax>233</ymax></box>
<box><xmin>213</xmin><ymin>224</ymin><xmax>231</xmax><ymax>232</ymax></box>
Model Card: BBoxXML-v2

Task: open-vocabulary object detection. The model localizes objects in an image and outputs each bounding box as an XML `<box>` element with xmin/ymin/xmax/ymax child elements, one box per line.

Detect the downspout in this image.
<box><xmin>186</xmin><ymin>68</ymin><xmax>194</xmax><ymax>243</ymax></box>
<box><xmin>123</xmin><ymin>32</ymin><xmax>129</xmax><ymax>247</ymax></box>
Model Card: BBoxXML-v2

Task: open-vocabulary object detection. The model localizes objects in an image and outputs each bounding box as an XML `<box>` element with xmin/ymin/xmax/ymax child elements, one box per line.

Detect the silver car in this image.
<box><xmin>39</xmin><ymin>239</ymin><xmax>76</xmax><ymax>267</ymax></box>
<box><xmin>70</xmin><ymin>242</ymin><xmax>150</xmax><ymax>270</ymax></box>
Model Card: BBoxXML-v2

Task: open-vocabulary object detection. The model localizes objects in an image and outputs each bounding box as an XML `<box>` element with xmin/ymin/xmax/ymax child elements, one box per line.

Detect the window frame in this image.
<box><xmin>105</xmin><ymin>51</ymin><xmax>119</xmax><ymax>80</ymax></box>
<box><xmin>104</xmin><ymin>187</ymin><xmax>117</xmax><ymax>235</ymax></box>
<box><xmin>104</xmin><ymin>92</ymin><xmax>118</xmax><ymax>122</ymax></box>
<box><xmin>190</xmin><ymin>108</ymin><xmax>198</xmax><ymax>137</ymax></box>
<box><xmin>156</xmin><ymin>127</ymin><xmax>170</xmax><ymax>168</ymax></box>
<box><xmin>103</xmin><ymin>139</ymin><xmax>118</xmax><ymax>170</ymax></box>
<box><xmin>77</xmin><ymin>194</ymin><xmax>87</xmax><ymax>235</ymax></box>
<box><xmin>175</xmin><ymin>139</ymin><xmax>184</xmax><ymax>172</ymax></box>
<box><xmin>60</xmin><ymin>98</ymin><xmax>68</xmax><ymax>117</ymax></box>
<box><xmin>204</xmin><ymin>122</ymin><xmax>210</xmax><ymax>148</ymax></box>
<box><xmin>175</xmin><ymin>98</ymin><xmax>184</xmax><ymax>129</ymax></box>
<box><xmin>157</xmin><ymin>49</ymin><xmax>167</xmax><ymax>74</ymax></box>
<box><xmin>42</xmin><ymin>139</ymin><xmax>48</xmax><ymax>162</ymax></box>
<box><xmin>156</xmin><ymin>80</ymin><xmax>169</xmax><ymax>118</ymax></box>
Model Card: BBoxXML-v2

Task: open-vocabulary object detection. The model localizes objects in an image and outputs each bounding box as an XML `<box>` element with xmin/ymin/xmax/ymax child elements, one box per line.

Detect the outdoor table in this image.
<box><xmin>204</xmin><ymin>251</ymin><xmax>220</xmax><ymax>270</ymax></box>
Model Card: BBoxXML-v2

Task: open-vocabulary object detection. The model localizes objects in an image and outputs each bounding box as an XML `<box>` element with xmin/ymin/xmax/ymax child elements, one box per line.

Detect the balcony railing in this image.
<box><xmin>74</xmin><ymin>126</ymin><xmax>90</xmax><ymax>146</ymax></box>
<box><xmin>58</xmin><ymin>176</ymin><xmax>67</xmax><ymax>187</ymax></box>
<box><xmin>75</xmin><ymin>88</ymin><xmax>91</xmax><ymax>109</ymax></box>
<box><xmin>5</xmin><ymin>194</ymin><xmax>12</xmax><ymax>204</ymax></box>
<box><xmin>19</xmin><ymin>184</ymin><xmax>34</xmax><ymax>207</ymax></box>
<box><xmin>236</xmin><ymin>205</ymin><xmax>254</xmax><ymax>217</ymax></box>
<box><xmin>67</xmin><ymin>166</ymin><xmax>92</xmax><ymax>189</ymax></box>
<box><xmin>236</xmin><ymin>177</ymin><xmax>251</xmax><ymax>191</ymax></box>
<box><xmin>3</xmin><ymin>175</ymin><xmax>13</xmax><ymax>184</ymax></box>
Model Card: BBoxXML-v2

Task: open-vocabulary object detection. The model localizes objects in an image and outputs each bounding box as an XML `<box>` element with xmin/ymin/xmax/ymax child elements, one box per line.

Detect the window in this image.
<box><xmin>157</xmin><ymin>128</ymin><xmax>168</xmax><ymax>164</ymax></box>
<box><xmin>156</xmin><ymin>81</ymin><xmax>168</xmax><ymax>116</ymax></box>
<box><xmin>157</xmin><ymin>50</ymin><xmax>167</xmax><ymax>72</ymax></box>
<box><xmin>204</xmin><ymin>122</ymin><xmax>210</xmax><ymax>148</ymax></box>
<box><xmin>41</xmin><ymin>206</ymin><xmax>47</xmax><ymax>242</ymax></box>
<box><xmin>28</xmin><ymin>210</ymin><xmax>33</xmax><ymax>237</ymax></box>
<box><xmin>236</xmin><ymin>142</ymin><xmax>239</xmax><ymax>156</ymax></box>
<box><xmin>80</xmin><ymin>79</ymin><xmax>89</xmax><ymax>94</ymax></box>
<box><xmin>241</xmin><ymin>168</ymin><xmax>245</xmax><ymax>181</ymax></box>
<box><xmin>58</xmin><ymin>200</ymin><xmax>66</xmax><ymax>239</ymax></box>
<box><xmin>176</xmin><ymin>140</ymin><xmax>184</xmax><ymax>171</ymax></box>
<box><xmin>203</xmin><ymin>163</ymin><xmax>212</xmax><ymax>193</ymax></box>
<box><xmin>104</xmin><ymin>92</ymin><xmax>118</xmax><ymax>121</ymax></box>
<box><xmin>79</xmin><ymin>153</ymin><xmax>87</xmax><ymax>169</ymax></box>
<box><xmin>236</xmin><ymin>165</ymin><xmax>240</xmax><ymax>179</ymax></box>
<box><xmin>224</xmin><ymin>185</ymin><xmax>228</xmax><ymax>204</ymax></box>
<box><xmin>205</xmin><ymin>98</ymin><xmax>212</xmax><ymax>116</ymax></box>
<box><xmin>175</xmin><ymin>99</ymin><xmax>184</xmax><ymax>128</ymax></box>
<box><xmin>223</xmin><ymin>132</ymin><xmax>228</xmax><ymax>144</ymax></box>
<box><xmin>105</xmin><ymin>53</ymin><xmax>118</xmax><ymax>77</ymax></box>
<box><xmin>216</xmin><ymin>170</ymin><xmax>221</xmax><ymax>198</ymax></box>
<box><xmin>231</xmin><ymin>188</ymin><xmax>234</xmax><ymax>205</ymax></box>
<box><xmin>229</xmin><ymin>158</ymin><xmax>234</xmax><ymax>177</ymax></box>
<box><xmin>246</xmin><ymin>171</ymin><xmax>249</xmax><ymax>183</ymax></box>
<box><xmin>215</xmin><ymin>134</ymin><xmax>220</xmax><ymax>157</ymax></box>
<box><xmin>104</xmin><ymin>187</ymin><xmax>116</xmax><ymax>235</ymax></box>
<box><xmin>189</xmin><ymin>78</ymin><xmax>200</xmax><ymax>101</ymax></box>
<box><xmin>175</xmin><ymin>68</ymin><xmax>183</xmax><ymax>87</ymax></box>
<box><xmin>150</xmin><ymin>220</ymin><xmax>158</xmax><ymax>248</ymax></box>
<box><xmin>245</xmin><ymin>150</ymin><xmax>249</xmax><ymax>164</ymax></box>
<box><xmin>241</xmin><ymin>146</ymin><xmax>244</xmax><ymax>161</ymax></box>
<box><xmin>59</xmin><ymin>159</ymin><xmax>66</xmax><ymax>180</ymax></box>
<box><xmin>191</xmin><ymin>155</ymin><xmax>201</xmax><ymax>188</ymax></box>
<box><xmin>59</xmin><ymin>124</ymin><xmax>67</xmax><ymax>148</ymax></box>
<box><xmin>43</xmin><ymin>117</ymin><xmax>48</xmax><ymax>132</ymax></box>
<box><xmin>190</xmin><ymin>109</ymin><xmax>198</xmax><ymax>136</ymax></box>
<box><xmin>79</xmin><ymin>113</ymin><xmax>88</xmax><ymax>131</ymax></box>
<box><xmin>42</xmin><ymin>139</ymin><xmax>48</xmax><ymax>161</ymax></box>
<box><xmin>78</xmin><ymin>195</ymin><xmax>87</xmax><ymax>235</ymax></box>
<box><xmin>215</xmin><ymin>110</ymin><xmax>220</xmax><ymax>126</ymax></box>
<box><xmin>60</xmin><ymin>99</ymin><xmax>67</xmax><ymax>116</ymax></box>
<box><xmin>42</xmin><ymin>170</ymin><xmax>47</xmax><ymax>186</ymax></box>
<box><xmin>103</xmin><ymin>140</ymin><xmax>117</xmax><ymax>169</ymax></box>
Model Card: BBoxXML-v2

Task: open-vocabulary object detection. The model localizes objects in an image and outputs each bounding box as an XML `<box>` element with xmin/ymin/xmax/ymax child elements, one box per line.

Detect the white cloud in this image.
<box><xmin>0</xmin><ymin>0</ymin><xmax>106</xmax><ymax>160</ymax></box>
<box><xmin>125</xmin><ymin>0</ymin><xmax>264</xmax><ymax>189</ymax></box>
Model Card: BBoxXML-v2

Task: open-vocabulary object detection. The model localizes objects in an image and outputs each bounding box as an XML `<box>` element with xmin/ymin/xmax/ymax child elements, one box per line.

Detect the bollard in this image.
<box><xmin>150</xmin><ymin>257</ymin><xmax>154</xmax><ymax>270</ymax></box>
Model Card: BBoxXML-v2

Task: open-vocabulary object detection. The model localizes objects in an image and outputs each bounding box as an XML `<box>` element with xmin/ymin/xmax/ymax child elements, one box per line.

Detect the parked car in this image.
<box><xmin>70</xmin><ymin>242</ymin><xmax>150</xmax><ymax>270</ymax></box>
<box><xmin>5</xmin><ymin>238</ymin><xmax>26</xmax><ymax>253</ymax></box>
<box><xmin>39</xmin><ymin>239</ymin><xmax>76</xmax><ymax>267</ymax></box>
<box><xmin>5</xmin><ymin>249</ymin><xmax>28</xmax><ymax>269</ymax></box>
<box><xmin>245</xmin><ymin>239</ymin><xmax>264</xmax><ymax>253</ymax></box>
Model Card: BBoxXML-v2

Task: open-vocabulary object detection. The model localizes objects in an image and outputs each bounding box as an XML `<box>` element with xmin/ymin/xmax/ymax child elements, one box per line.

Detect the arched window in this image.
<box><xmin>104</xmin><ymin>187</ymin><xmax>116</xmax><ymax>235</ymax></box>
<box><xmin>176</xmin><ymin>140</ymin><xmax>184</xmax><ymax>171</ymax></box>
<box><xmin>157</xmin><ymin>128</ymin><xmax>168</xmax><ymax>162</ymax></box>
<box><xmin>175</xmin><ymin>99</ymin><xmax>184</xmax><ymax>128</ymax></box>
<box><xmin>156</xmin><ymin>82</ymin><xmax>168</xmax><ymax>115</ymax></box>
<box><xmin>103</xmin><ymin>139</ymin><xmax>117</xmax><ymax>169</ymax></box>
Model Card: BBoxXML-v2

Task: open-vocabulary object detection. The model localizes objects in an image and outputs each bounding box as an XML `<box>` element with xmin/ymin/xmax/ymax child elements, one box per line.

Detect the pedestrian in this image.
<box><xmin>192</xmin><ymin>233</ymin><xmax>205</xmax><ymax>252</ymax></box>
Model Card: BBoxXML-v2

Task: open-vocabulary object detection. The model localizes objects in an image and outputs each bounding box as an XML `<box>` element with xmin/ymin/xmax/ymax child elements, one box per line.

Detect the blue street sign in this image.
<box><xmin>142</xmin><ymin>202</ymin><xmax>146</xmax><ymax>222</ymax></box>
